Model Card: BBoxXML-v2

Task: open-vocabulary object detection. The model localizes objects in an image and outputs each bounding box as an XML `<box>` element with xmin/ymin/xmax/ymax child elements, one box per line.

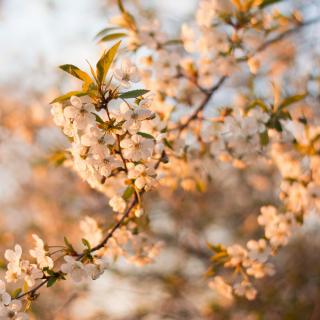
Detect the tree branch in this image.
<box><xmin>79</xmin><ymin>195</ymin><xmax>138</xmax><ymax>257</ymax></box>
<box><xmin>17</xmin><ymin>195</ymin><xmax>139</xmax><ymax>300</ymax></box>
<box><xmin>255</xmin><ymin>16</ymin><xmax>320</xmax><ymax>55</ymax></box>
<box><xmin>168</xmin><ymin>18</ymin><xmax>320</xmax><ymax>135</ymax></box>
<box><xmin>170</xmin><ymin>76</ymin><xmax>227</xmax><ymax>133</ymax></box>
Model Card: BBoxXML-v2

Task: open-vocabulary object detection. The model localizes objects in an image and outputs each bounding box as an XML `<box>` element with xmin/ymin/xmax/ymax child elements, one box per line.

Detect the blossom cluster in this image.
<box><xmin>208</xmin><ymin>118</ymin><xmax>320</xmax><ymax>299</ymax></box>
<box><xmin>0</xmin><ymin>237</ymin><xmax>52</xmax><ymax>319</ymax></box>
<box><xmin>0</xmin><ymin>213</ymin><xmax>161</xmax><ymax>318</ymax></box>
<box><xmin>50</xmin><ymin>48</ymin><xmax>167</xmax><ymax>212</ymax></box>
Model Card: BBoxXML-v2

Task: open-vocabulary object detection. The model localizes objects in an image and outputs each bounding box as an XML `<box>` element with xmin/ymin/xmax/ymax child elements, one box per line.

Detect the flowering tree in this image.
<box><xmin>1</xmin><ymin>0</ymin><xmax>320</xmax><ymax>318</ymax></box>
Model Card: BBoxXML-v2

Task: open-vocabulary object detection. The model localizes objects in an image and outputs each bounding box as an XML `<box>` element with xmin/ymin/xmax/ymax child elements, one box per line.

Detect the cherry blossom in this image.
<box><xmin>247</xmin><ymin>239</ymin><xmax>270</xmax><ymax>262</ymax></box>
<box><xmin>121</xmin><ymin>104</ymin><xmax>153</xmax><ymax>134</ymax></box>
<box><xmin>0</xmin><ymin>281</ymin><xmax>11</xmax><ymax>307</ymax></box>
<box><xmin>208</xmin><ymin>276</ymin><xmax>233</xmax><ymax>300</ymax></box>
<box><xmin>113</xmin><ymin>58</ymin><xmax>140</xmax><ymax>88</ymax></box>
<box><xmin>29</xmin><ymin>234</ymin><xmax>54</xmax><ymax>269</ymax></box>
<box><xmin>0</xmin><ymin>300</ymin><xmax>28</xmax><ymax>320</ymax></box>
<box><xmin>120</xmin><ymin>134</ymin><xmax>154</xmax><ymax>161</ymax></box>
<box><xmin>109</xmin><ymin>195</ymin><xmax>126</xmax><ymax>213</ymax></box>
<box><xmin>234</xmin><ymin>281</ymin><xmax>257</xmax><ymax>300</ymax></box>
<box><xmin>60</xmin><ymin>256</ymin><xmax>88</xmax><ymax>283</ymax></box>
<box><xmin>80</xmin><ymin>217</ymin><xmax>103</xmax><ymax>247</ymax></box>
<box><xmin>63</xmin><ymin>97</ymin><xmax>95</xmax><ymax>130</ymax></box>
<box><xmin>127</xmin><ymin>163</ymin><xmax>156</xmax><ymax>190</ymax></box>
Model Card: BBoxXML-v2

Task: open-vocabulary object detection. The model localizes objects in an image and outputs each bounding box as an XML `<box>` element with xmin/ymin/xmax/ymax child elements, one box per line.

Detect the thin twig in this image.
<box><xmin>17</xmin><ymin>279</ymin><xmax>49</xmax><ymax>299</ymax></box>
<box><xmin>170</xmin><ymin>76</ymin><xmax>227</xmax><ymax>133</ymax></box>
<box><xmin>78</xmin><ymin>195</ymin><xmax>138</xmax><ymax>257</ymax></box>
<box><xmin>255</xmin><ymin>16</ymin><xmax>320</xmax><ymax>55</ymax></box>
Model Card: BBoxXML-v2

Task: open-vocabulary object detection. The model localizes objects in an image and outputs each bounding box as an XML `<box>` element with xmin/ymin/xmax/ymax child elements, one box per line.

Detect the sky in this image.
<box><xmin>0</xmin><ymin>0</ymin><xmax>196</xmax><ymax>96</ymax></box>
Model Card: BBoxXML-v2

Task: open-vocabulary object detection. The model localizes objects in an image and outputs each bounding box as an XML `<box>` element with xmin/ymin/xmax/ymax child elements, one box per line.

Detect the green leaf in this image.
<box><xmin>92</xmin><ymin>112</ymin><xmax>105</xmax><ymax>124</ymax></box>
<box><xmin>86</xmin><ymin>60</ymin><xmax>99</xmax><ymax>85</ymax></box>
<box><xmin>163</xmin><ymin>138</ymin><xmax>173</xmax><ymax>150</ymax></box>
<box><xmin>50</xmin><ymin>91</ymin><xmax>86</xmax><ymax>104</ymax></box>
<box><xmin>64</xmin><ymin>236</ymin><xmax>76</xmax><ymax>254</ymax></box>
<box><xmin>23</xmin><ymin>282</ymin><xmax>29</xmax><ymax>293</ymax></box>
<box><xmin>96</xmin><ymin>41</ymin><xmax>121</xmax><ymax>85</ymax></box>
<box><xmin>59</xmin><ymin>64</ymin><xmax>92</xmax><ymax>84</ymax></box>
<box><xmin>116</xmin><ymin>0</ymin><xmax>136</xmax><ymax>30</ymax></box>
<box><xmin>85</xmin><ymin>82</ymin><xmax>99</xmax><ymax>97</ymax></box>
<box><xmin>119</xmin><ymin>89</ymin><xmax>149</xmax><ymax>99</ymax></box>
<box><xmin>45</xmin><ymin>269</ymin><xmax>55</xmax><ymax>276</ymax></box>
<box><xmin>116</xmin><ymin>119</ymin><xmax>126</xmax><ymax>127</ymax></box>
<box><xmin>246</xmin><ymin>99</ymin><xmax>269</xmax><ymax>113</ymax></box>
<box><xmin>64</xmin><ymin>236</ymin><xmax>71</xmax><ymax>247</ymax></box>
<box><xmin>277</xmin><ymin>110</ymin><xmax>292</xmax><ymax>120</ymax></box>
<box><xmin>82</xmin><ymin>238</ymin><xmax>91</xmax><ymax>250</ymax></box>
<box><xmin>278</xmin><ymin>94</ymin><xmax>306</xmax><ymax>111</ymax></box>
<box><xmin>117</xmin><ymin>0</ymin><xmax>126</xmax><ymax>13</ymax></box>
<box><xmin>49</xmin><ymin>150</ymin><xmax>68</xmax><ymax>167</ymax></box>
<box><xmin>99</xmin><ymin>33</ymin><xmax>127</xmax><ymax>43</ymax></box>
<box><xmin>137</xmin><ymin>132</ymin><xmax>155</xmax><ymax>140</ymax></box>
<box><xmin>95</xmin><ymin>27</ymin><xmax>120</xmax><ymax>39</ymax></box>
<box><xmin>259</xmin><ymin>130</ymin><xmax>269</xmax><ymax>146</ymax></box>
<box><xmin>196</xmin><ymin>180</ymin><xmax>206</xmax><ymax>192</ymax></box>
<box><xmin>207</xmin><ymin>243</ymin><xmax>226</xmax><ymax>254</ymax></box>
<box><xmin>269</xmin><ymin>115</ymin><xmax>283</xmax><ymax>132</ymax></box>
<box><xmin>163</xmin><ymin>39</ymin><xmax>183</xmax><ymax>46</ymax></box>
<box><xmin>122</xmin><ymin>186</ymin><xmax>134</xmax><ymax>200</ymax></box>
<box><xmin>47</xmin><ymin>276</ymin><xmax>58</xmax><ymax>288</ymax></box>
<box><xmin>259</xmin><ymin>0</ymin><xmax>283</xmax><ymax>8</ymax></box>
<box><xmin>11</xmin><ymin>288</ymin><xmax>22</xmax><ymax>299</ymax></box>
